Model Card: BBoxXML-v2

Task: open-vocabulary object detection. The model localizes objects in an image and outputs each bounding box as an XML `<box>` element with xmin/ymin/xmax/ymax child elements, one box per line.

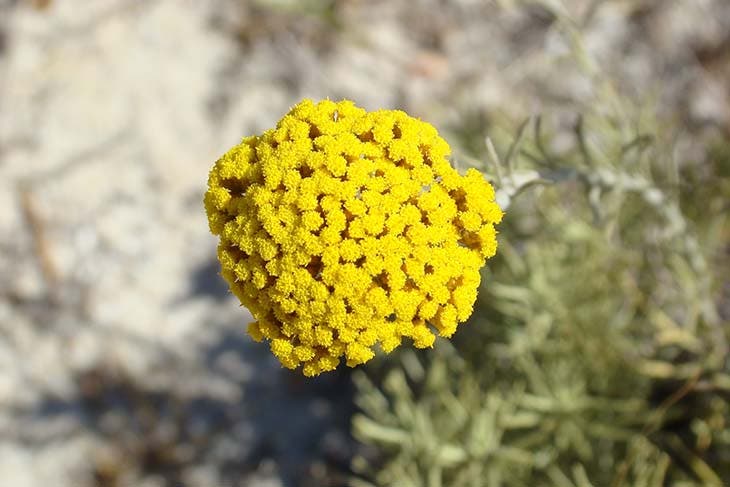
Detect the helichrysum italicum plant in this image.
<box><xmin>351</xmin><ymin>3</ymin><xmax>730</xmax><ymax>486</ymax></box>
<box><xmin>205</xmin><ymin>99</ymin><xmax>502</xmax><ymax>376</ymax></box>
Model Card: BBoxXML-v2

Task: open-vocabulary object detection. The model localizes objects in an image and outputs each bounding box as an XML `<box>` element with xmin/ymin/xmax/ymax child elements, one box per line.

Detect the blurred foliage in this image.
<box><xmin>351</xmin><ymin>3</ymin><xmax>730</xmax><ymax>486</ymax></box>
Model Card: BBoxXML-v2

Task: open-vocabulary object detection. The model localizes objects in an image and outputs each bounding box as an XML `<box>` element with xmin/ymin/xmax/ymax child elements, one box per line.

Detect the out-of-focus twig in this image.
<box><xmin>18</xmin><ymin>183</ymin><xmax>59</xmax><ymax>304</ymax></box>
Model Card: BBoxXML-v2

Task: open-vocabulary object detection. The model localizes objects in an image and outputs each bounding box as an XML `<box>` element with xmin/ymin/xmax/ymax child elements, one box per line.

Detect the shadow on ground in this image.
<box><xmin>20</xmin><ymin>326</ymin><xmax>357</xmax><ymax>487</ymax></box>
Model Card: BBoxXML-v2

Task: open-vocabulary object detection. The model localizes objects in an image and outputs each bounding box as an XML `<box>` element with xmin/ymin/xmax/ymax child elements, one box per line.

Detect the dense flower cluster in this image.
<box><xmin>205</xmin><ymin>99</ymin><xmax>502</xmax><ymax>376</ymax></box>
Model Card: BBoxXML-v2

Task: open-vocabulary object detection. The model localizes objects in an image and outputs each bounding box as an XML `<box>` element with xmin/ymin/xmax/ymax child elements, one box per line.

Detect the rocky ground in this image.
<box><xmin>0</xmin><ymin>0</ymin><xmax>728</xmax><ymax>486</ymax></box>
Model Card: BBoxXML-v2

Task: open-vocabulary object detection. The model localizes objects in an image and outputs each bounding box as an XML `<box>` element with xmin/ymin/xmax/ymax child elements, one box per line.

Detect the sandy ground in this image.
<box><xmin>0</xmin><ymin>0</ymin><xmax>728</xmax><ymax>486</ymax></box>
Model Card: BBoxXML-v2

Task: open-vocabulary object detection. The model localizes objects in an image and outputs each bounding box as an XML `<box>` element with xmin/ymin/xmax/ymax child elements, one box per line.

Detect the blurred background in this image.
<box><xmin>0</xmin><ymin>0</ymin><xmax>728</xmax><ymax>486</ymax></box>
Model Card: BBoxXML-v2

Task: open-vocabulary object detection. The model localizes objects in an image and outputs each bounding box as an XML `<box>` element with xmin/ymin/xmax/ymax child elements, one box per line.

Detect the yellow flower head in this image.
<box><xmin>205</xmin><ymin>99</ymin><xmax>502</xmax><ymax>376</ymax></box>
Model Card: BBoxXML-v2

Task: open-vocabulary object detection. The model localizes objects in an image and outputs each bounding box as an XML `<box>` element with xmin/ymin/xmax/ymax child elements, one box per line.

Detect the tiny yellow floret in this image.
<box><xmin>204</xmin><ymin>99</ymin><xmax>502</xmax><ymax>376</ymax></box>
